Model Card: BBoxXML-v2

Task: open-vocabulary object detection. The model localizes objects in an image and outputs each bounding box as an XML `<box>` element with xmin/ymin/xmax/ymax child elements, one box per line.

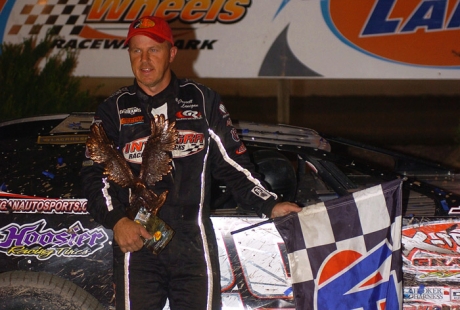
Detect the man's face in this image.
<box><xmin>128</xmin><ymin>35</ymin><xmax>177</xmax><ymax>96</ymax></box>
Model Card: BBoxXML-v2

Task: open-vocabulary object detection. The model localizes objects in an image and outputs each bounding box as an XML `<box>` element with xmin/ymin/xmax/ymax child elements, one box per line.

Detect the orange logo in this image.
<box><xmin>323</xmin><ymin>0</ymin><xmax>460</xmax><ymax>67</ymax></box>
<box><xmin>87</xmin><ymin>0</ymin><xmax>251</xmax><ymax>23</ymax></box>
<box><xmin>120</xmin><ymin>116</ymin><xmax>144</xmax><ymax>125</ymax></box>
<box><xmin>154</xmin><ymin>231</ymin><xmax>162</xmax><ymax>241</ymax></box>
<box><xmin>138</xmin><ymin>18</ymin><xmax>155</xmax><ymax>29</ymax></box>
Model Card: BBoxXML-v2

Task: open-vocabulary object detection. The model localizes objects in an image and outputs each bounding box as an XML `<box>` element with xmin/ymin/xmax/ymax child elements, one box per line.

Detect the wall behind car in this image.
<box><xmin>80</xmin><ymin>77</ymin><xmax>460</xmax><ymax>146</ymax></box>
<box><xmin>80</xmin><ymin>78</ymin><xmax>460</xmax><ymax>98</ymax></box>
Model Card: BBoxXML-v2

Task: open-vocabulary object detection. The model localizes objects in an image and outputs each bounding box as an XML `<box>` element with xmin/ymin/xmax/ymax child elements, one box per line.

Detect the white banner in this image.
<box><xmin>1</xmin><ymin>0</ymin><xmax>459</xmax><ymax>79</ymax></box>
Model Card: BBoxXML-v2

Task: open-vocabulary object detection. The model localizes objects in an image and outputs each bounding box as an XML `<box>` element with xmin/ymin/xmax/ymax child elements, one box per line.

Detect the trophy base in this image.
<box><xmin>141</xmin><ymin>215</ymin><xmax>175</xmax><ymax>255</ymax></box>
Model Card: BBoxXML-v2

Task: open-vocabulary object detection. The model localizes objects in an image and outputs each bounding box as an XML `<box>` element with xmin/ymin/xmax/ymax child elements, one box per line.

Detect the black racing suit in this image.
<box><xmin>81</xmin><ymin>73</ymin><xmax>278</xmax><ymax>310</ymax></box>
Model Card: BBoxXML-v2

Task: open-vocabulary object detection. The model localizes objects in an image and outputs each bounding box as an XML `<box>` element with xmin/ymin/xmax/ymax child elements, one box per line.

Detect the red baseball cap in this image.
<box><xmin>124</xmin><ymin>16</ymin><xmax>174</xmax><ymax>46</ymax></box>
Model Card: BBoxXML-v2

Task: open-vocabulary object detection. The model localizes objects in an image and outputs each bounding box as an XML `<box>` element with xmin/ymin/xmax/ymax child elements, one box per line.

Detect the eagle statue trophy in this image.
<box><xmin>85</xmin><ymin>114</ymin><xmax>178</xmax><ymax>254</ymax></box>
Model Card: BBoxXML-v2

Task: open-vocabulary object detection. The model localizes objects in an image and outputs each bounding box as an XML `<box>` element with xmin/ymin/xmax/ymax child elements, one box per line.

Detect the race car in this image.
<box><xmin>1</xmin><ymin>113</ymin><xmax>459</xmax><ymax>309</ymax></box>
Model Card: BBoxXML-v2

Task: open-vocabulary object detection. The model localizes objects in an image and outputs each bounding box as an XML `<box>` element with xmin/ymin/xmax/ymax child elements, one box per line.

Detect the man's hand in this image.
<box><xmin>113</xmin><ymin>217</ymin><xmax>152</xmax><ymax>253</ymax></box>
<box><xmin>270</xmin><ymin>202</ymin><xmax>302</xmax><ymax>218</ymax></box>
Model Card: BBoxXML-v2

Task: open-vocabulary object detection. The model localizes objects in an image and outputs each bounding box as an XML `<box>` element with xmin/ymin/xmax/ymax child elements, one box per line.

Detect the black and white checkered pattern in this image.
<box><xmin>274</xmin><ymin>179</ymin><xmax>403</xmax><ymax>309</ymax></box>
<box><xmin>8</xmin><ymin>0</ymin><xmax>90</xmax><ymax>37</ymax></box>
<box><xmin>183</xmin><ymin>144</ymin><xmax>204</xmax><ymax>155</ymax></box>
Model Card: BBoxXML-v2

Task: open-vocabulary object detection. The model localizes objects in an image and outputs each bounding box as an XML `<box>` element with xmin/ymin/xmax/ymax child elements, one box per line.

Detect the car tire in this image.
<box><xmin>0</xmin><ymin>270</ymin><xmax>105</xmax><ymax>310</ymax></box>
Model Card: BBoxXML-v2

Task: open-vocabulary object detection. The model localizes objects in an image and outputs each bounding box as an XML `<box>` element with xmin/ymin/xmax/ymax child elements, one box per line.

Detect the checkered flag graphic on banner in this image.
<box><xmin>7</xmin><ymin>0</ymin><xmax>90</xmax><ymax>37</ymax></box>
<box><xmin>274</xmin><ymin>179</ymin><xmax>403</xmax><ymax>310</ymax></box>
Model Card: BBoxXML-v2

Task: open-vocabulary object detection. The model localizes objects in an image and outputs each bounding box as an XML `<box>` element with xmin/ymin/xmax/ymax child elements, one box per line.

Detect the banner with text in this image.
<box><xmin>1</xmin><ymin>0</ymin><xmax>459</xmax><ymax>78</ymax></box>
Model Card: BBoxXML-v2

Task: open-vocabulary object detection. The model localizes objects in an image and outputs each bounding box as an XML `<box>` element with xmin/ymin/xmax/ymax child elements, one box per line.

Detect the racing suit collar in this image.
<box><xmin>134</xmin><ymin>71</ymin><xmax>178</xmax><ymax>109</ymax></box>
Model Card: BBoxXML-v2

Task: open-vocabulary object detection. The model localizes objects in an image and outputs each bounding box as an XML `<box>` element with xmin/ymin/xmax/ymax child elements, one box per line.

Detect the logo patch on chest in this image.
<box><xmin>175</xmin><ymin>110</ymin><xmax>202</xmax><ymax>120</ymax></box>
<box><xmin>123</xmin><ymin>136</ymin><xmax>148</xmax><ymax>164</ymax></box>
<box><xmin>172</xmin><ymin>130</ymin><xmax>205</xmax><ymax>158</ymax></box>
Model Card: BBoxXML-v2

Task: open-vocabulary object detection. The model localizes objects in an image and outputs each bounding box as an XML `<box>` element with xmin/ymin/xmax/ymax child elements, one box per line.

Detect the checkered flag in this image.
<box><xmin>274</xmin><ymin>179</ymin><xmax>403</xmax><ymax>309</ymax></box>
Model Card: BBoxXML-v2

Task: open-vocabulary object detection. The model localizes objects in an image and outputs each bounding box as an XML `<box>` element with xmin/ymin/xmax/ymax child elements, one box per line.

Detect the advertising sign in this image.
<box><xmin>402</xmin><ymin>217</ymin><xmax>460</xmax><ymax>309</ymax></box>
<box><xmin>1</xmin><ymin>0</ymin><xmax>459</xmax><ymax>79</ymax></box>
<box><xmin>4</xmin><ymin>192</ymin><xmax>460</xmax><ymax>308</ymax></box>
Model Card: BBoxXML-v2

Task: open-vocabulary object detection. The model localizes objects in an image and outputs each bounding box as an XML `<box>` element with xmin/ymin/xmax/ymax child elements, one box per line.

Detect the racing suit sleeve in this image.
<box><xmin>80</xmin><ymin>102</ymin><xmax>129</xmax><ymax>230</ymax></box>
<box><xmin>206</xmin><ymin>91</ymin><xmax>279</xmax><ymax>219</ymax></box>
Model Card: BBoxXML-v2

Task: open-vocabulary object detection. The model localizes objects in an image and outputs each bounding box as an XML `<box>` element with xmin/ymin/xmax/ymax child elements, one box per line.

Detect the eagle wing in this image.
<box><xmin>86</xmin><ymin>122</ymin><xmax>135</xmax><ymax>188</ymax></box>
<box><xmin>139</xmin><ymin>114</ymin><xmax>178</xmax><ymax>187</ymax></box>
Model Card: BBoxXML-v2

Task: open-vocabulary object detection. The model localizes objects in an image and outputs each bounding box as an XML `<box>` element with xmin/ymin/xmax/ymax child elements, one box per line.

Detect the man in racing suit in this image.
<box><xmin>81</xmin><ymin>15</ymin><xmax>301</xmax><ymax>310</ymax></box>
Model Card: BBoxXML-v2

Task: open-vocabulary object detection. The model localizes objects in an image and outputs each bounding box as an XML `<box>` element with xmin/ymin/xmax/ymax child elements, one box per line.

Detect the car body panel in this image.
<box><xmin>2</xmin><ymin>113</ymin><xmax>460</xmax><ymax>309</ymax></box>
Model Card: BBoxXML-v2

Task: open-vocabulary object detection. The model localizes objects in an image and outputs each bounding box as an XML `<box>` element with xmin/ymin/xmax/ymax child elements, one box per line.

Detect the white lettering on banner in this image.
<box><xmin>0</xmin><ymin>199</ymin><xmax>88</xmax><ymax>214</ymax></box>
<box><xmin>403</xmin><ymin>286</ymin><xmax>449</xmax><ymax>303</ymax></box>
